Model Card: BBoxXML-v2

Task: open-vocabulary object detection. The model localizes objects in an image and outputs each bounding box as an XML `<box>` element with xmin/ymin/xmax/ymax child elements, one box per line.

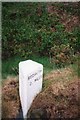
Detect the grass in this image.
<box><xmin>2</xmin><ymin>66</ymin><xmax>79</xmax><ymax>119</ymax></box>
<box><xmin>2</xmin><ymin>56</ymin><xmax>21</xmax><ymax>79</ymax></box>
<box><xmin>2</xmin><ymin>55</ymin><xmax>54</xmax><ymax>79</ymax></box>
<box><xmin>2</xmin><ymin>54</ymin><xmax>79</xmax><ymax>79</ymax></box>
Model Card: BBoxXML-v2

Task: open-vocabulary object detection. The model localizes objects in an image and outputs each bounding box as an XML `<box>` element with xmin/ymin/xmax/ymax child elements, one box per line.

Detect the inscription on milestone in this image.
<box><xmin>34</xmin><ymin>75</ymin><xmax>42</xmax><ymax>81</ymax></box>
<box><xmin>28</xmin><ymin>69</ymin><xmax>42</xmax><ymax>80</ymax></box>
<box><xmin>28</xmin><ymin>70</ymin><xmax>42</xmax><ymax>86</ymax></box>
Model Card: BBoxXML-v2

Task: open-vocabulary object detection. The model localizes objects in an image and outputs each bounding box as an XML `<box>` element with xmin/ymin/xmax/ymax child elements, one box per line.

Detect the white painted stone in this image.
<box><xmin>19</xmin><ymin>60</ymin><xmax>43</xmax><ymax>118</ymax></box>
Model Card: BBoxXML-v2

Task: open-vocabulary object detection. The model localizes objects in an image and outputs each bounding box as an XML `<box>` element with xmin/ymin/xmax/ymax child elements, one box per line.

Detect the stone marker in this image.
<box><xmin>19</xmin><ymin>60</ymin><xmax>43</xmax><ymax>118</ymax></box>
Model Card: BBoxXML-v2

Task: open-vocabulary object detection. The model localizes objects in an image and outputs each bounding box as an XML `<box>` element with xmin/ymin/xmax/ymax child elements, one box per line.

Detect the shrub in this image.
<box><xmin>2</xmin><ymin>2</ymin><xmax>79</xmax><ymax>66</ymax></box>
<box><xmin>50</xmin><ymin>44</ymin><xmax>74</xmax><ymax>67</ymax></box>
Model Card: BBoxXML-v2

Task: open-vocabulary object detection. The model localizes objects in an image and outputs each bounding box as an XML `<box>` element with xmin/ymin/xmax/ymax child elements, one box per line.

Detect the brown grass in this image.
<box><xmin>2</xmin><ymin>76</ymin><xmax>20</xmax><ymax>118</ymax></box>
<box><xmin>2</xmin><ymin>67</ymin><xmax>79</xmax><ymax>119</ymax></box>
<box><xmin>28</xmin><ymin>67</ymin><xmax>79</xmax><ymax>119</ymax></box>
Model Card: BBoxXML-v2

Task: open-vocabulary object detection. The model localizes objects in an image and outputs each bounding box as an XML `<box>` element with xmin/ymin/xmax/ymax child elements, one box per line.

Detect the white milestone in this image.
<box><xmin>19</xmin><ymin>60</ymin><xmax>43</xmax><ymax>118</ymax></box>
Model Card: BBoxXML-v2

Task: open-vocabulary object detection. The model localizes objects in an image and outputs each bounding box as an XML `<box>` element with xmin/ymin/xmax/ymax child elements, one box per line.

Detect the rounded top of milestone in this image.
<box><xmin>19</xmin><ymin>60</ymin><xmax>43</xmax><ymax>75</ymax></box>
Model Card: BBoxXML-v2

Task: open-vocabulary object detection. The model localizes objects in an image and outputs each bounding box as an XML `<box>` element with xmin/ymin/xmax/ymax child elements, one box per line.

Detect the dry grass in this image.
<box><xmin>28</xmin><ymin>67</ymin><xmax>79</xmax><ymax>119</ymax></box>
<box><xmin>43</xmin><ymin>66</ymin><xmax>78</xmax><ymax>89</ymax></box>
<box><xmin>28</xmin><ymin>79</ymin><xmax>79</xmax><ymax>119</ymax></box>
<box><xmin>2</xmin><ymin>76</ymin><xmax>20</xmax><ymax>118</ymax></box>
<box><xmin>2</xmin><ymin>66</ymin><xmax>79</xmax><ymax>119</ymax></box>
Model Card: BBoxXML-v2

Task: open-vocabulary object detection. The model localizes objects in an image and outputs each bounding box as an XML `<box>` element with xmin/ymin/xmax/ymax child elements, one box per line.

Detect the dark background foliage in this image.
<box><xmin>2</xmin><ymin>2</ymin><xmax>79</xmax><ymax>68</ymax></box>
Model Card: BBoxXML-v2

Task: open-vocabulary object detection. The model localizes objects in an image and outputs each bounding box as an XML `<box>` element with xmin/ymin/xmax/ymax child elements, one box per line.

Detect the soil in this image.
<box><xmin>2</xmin><ymin>67</ymin><xmax>80</xmax><ymax>119</ymax></box>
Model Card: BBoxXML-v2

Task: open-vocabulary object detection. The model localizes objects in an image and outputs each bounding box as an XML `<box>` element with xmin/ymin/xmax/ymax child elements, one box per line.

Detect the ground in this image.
<box><xmin>2</xmin><ymin>66</ymin><xmax>80</xmax><ymax>119</ymax></box>
<box><xmin>2</xmin><ymin>2</ymin><xmax>79</xmax><ymax>119</ymax></box>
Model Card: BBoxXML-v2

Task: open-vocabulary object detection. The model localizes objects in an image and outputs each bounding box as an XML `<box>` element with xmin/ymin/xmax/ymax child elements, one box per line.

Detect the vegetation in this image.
<box><xmin>2</xmin><ymin>55</ymin><xmax>54</xmax><ymax>79</ymax></box>
<box><xmin>2</xmin><ymin>66</ymin><xmax>79</xmax><ymax>119</ymax></box>
<box><xmin>2</xmin><ymin>2</ymin><xmax>79</xmax><ymax>119</ymax></box>
<box><xmin>2</xmin><ymin>2</ymin><xmax>79</xmax><ymax>78</ymax></box>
